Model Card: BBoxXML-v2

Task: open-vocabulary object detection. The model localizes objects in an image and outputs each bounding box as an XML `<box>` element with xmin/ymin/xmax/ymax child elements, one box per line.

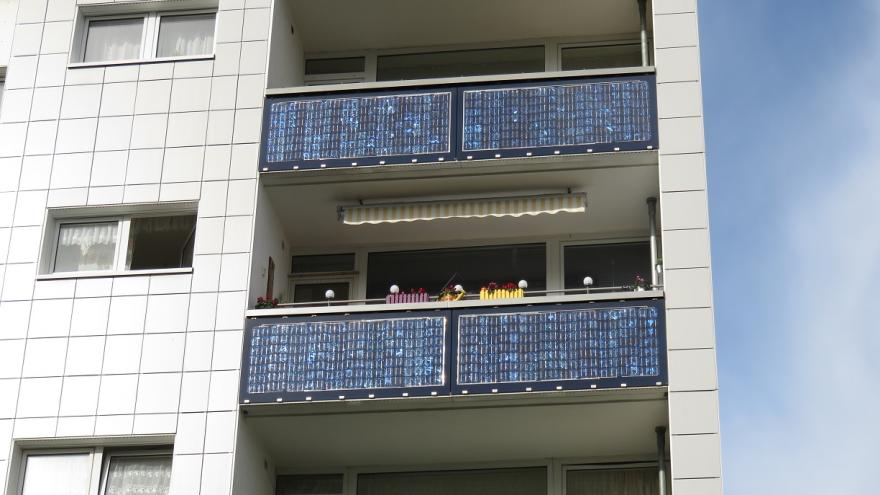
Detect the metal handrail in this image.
<box><xmin>273</xmin><ymin>285</ymin><xmax>663</xmax><ymax>309</ymax></box>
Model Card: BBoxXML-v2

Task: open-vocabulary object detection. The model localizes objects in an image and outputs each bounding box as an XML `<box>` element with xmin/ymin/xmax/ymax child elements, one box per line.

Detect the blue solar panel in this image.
<box><xmin>456</xmin><ymin>306</ymin><xmax>661</xmax><ymax>385</ymax></box>
<box><xmin>461</xmin><ymin>80</ymin><xmax>654</xmax><ymax>152</ymax></box>
<box><xmin>263</xmin><ymin>92</ymin><xmax>452</xmax><ymax>165</ymax></box>
<box><xmin>245</xmin><ymin>317</ymin><xmax>446</xmax><ymax>395</ymax></box>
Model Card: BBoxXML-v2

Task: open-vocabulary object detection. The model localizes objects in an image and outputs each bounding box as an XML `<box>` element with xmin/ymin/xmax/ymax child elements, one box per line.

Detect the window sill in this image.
<box><xmin>68</xmin><ymin>54</ymin><xmax>214</xmax><ymax>69</ymax></box>
<box><xmin>36</xmin><ymin>267</ymin><xmax>193</xmax><ymax>281</ymax></box>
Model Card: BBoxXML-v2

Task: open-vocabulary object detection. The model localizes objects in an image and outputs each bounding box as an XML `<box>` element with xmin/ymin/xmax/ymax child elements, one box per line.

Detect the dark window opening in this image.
<box><xmin>563</xmin><ymin>242</ymin><xmax>651</xmax><ymax>289</ymax></box>
<box><xmin>126</xmin><ymin>214</ymin><xmax>196</xmax><ymax>270</ymax></box>
<box><xmin>561</xmin><ymin>43</ymin><xmax>643</xmax><ymax>71</ymax></box>
<box><xmin>357</xmin><ymin>467</ymin><xmax>547</xmax><ymax>495</ymax></box>
<box><xmin>277</xmin><ymin>474</ymin><xmax>344</xmax><ymax>495</ymax></box>
<box><xmin>293</xmin><ymin>282</ymin><xmax>351</xmax><ymax>303</ymax></box>
<box><xmin>292</xmin><ymin>253</ymin><xmax>355</xmax><ymax>274</ymax></box>
<box><xmin>366</xmin><ymin>244</ymin><xmax>546</xmax><ymax>299</ymax></box>
<box><xmin>377</xmin><ymin>46</ymin><xmax>545</xmax><ymax>81</ymax></box>
<box><xmin>305</xmin><ymin>57</ymin><xmax>366</xmax><ymax>75</ymax></box>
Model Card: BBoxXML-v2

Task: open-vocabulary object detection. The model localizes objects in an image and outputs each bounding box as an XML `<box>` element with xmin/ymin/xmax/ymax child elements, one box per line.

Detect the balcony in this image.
<box><xmin>259</xmin><ymin>71</ymin><xmax>658</xmax><ymax>173</ymax></box>
<box><xmin>240</xmin><ymin>292</ymin><xmax>666</xmax><ymax>405</ymax></box>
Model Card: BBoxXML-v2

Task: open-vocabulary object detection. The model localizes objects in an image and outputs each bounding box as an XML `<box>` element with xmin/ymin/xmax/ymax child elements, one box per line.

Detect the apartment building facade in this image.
<box><xmin>0</xmin><ymin>1</ymin><xmax>721</xmax><ymax>494</ymax></box>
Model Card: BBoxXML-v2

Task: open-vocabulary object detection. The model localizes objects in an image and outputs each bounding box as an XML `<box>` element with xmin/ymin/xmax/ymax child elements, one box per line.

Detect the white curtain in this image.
<box><xmin>104</xmin><ymin>456</ymin><xmax>172</xmax><ymax>495</ymax></box>
<box><xmin>565</xmin><ymin>468</ymin><xmax>658</xmax><ymax>495</ymax></box>
<box><xmin>55</xmin><ymin>222</ymin><xmax>118</xmax><ymax>272</ymax></box>
<box><xmin>21</xmin><ymin>454</ymin><xmax>92</xmax><ymax>495</ymax></box>
<box><xmin>83</xmin><ymin>18</ymin><xmax>143</xmax><ymax>63</ymax></box>
<box><xmin>156</xmin><ymin>13</ymin><xmax>215</xmax><ymax>57</ymax></box>
<box><xmin>357</xmin><ymin>468</ymin><xmax>547</xmax><ymax>495</ymax></box>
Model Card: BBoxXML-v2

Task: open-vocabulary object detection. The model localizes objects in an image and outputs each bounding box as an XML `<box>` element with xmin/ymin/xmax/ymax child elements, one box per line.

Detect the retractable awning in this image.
<box><xmin>339</xmin><ymin>193</ymin><xmax>587</xmax><ymax>225</ymax></box>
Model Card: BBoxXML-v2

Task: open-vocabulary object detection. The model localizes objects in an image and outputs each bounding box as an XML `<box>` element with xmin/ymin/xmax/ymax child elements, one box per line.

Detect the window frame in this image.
<box><xmin>45</xmin><ymin>211</ymin><xmax>197</xmax><ymax>277</ymax></box>
<box><xmin>559</xmin><ymin>238</ymin><xmax>652</xmax><ymax>291</ymax></box>
<box><xmin>98</xmin><ymin>449</ymin><xmax>174</xmax><ymax>495</ymax></box>
<box><xmin>14</xmin><ymin>447</ymin><xmax>173</xmax><ymax>495</ymax></box>
<box><xmin>151</xmin><ymin>9</ymin><xmax>219</xmax><ymax>61</ymax></box>
<box><xmin>79</xmin><ymin>13</ymin><xmax>150</xmax><ymax>64</ymax></box>
<box><xmin>73</xmin><ymin>9</ymin><xmax>217</xmax><ymax>67</ymax></box>
<box><xmin>557</xmin><ymin>39</ymin><xmax>649</xmax><ymax>71</ymax></box>
<box><xmin>302</xmin><ymin>36</ymin><xmax>648</xmax><ymax>86</ymax></box>
<box><xmin>288</xmin><ymin>274</ymin><xmax>357</xmax><ymax>304</ymax></box>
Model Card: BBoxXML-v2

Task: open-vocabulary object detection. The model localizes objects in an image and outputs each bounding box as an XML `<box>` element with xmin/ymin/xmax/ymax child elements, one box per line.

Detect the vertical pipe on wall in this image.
<box><xmin>647</xmin><ymin>197</ymin><xmax>658</xmax><ymax>288</ymax></box>
<box><xmin>638</xmin><ymin>0</ymin><xmax>649</xmax><ymax>66</ymax></box>
<box><xmin>656</xmin><ymin>426</ymin><xmax>668</xmax><ymax>495</ymax></box>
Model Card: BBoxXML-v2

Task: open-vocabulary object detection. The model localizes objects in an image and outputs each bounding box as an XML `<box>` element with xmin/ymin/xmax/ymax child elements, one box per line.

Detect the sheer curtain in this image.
<box><xmin>21</xmin><ymin>453</ymin><xmax>92</xmax><ymax>495</ymax></box>
<box><xmin>357</xmin><ymin>468</ymin><xmax>547</xmax><ymax>495</ymax></box>
<box><xmin>565</xmin><ymin>468</ymin><xmax>659</xmax><ymax>495</ymax></box>
<box><xmin>55</xmin><ymin>222</ymin><xmax>118</xmax><ymax>272</ymax></box>
<box><xmin>156</xmin><ymin>13</ymin><xmax>215</xmax><ymax>57</ymax></box>
<box><xmin>83</xmin><ymin>18</ymin><xmax>143</xmax><ymax>63</ymax></box>
<box><xmin>104</xmin><ymin>455</ymin><xmax>172</xmax><ymax>495</ymax></box>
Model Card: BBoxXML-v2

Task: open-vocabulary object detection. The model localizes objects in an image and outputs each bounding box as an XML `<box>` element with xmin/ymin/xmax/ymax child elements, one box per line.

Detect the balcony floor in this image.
<box><xmin>243</xmin><ymin>387</ymin><xmax>668</xmax><ymax>469</ymax></box>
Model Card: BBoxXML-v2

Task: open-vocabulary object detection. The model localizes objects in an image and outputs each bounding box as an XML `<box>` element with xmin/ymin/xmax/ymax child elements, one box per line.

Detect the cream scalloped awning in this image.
<box><xmin>340</xmin><ymin>193</ymin><xmax>587</xmax><ymax>225</ymax></box>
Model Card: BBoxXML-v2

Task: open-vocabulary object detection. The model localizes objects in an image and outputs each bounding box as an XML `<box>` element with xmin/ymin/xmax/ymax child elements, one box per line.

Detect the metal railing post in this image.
<box><xmin>638</xmin><ymin>0</ymin><xmax>650</xmax><ymax>66</ymax></box>
<box><xmin>656</xmin><ymin>426</ymin><xmax>667</xmax><ymax>495</ymax></box>
<box><xmin>647</xmin><ymin>197</ymin><xmax>659</xmax><ymax>288</ymax></box>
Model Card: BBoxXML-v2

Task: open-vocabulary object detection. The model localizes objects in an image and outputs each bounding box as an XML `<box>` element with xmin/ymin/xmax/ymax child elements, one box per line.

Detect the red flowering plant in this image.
<box><xmin>627</xmin><ymin>275</ymin><xmax>649</xmax><ymax>291</ymax></box>
<box><xmin>255</xmin><ymin>296</ymin><xmax>279</xmax><ymax>309</ymax></box>
<box><xmin>438</xmin><ymin>284</ymin><xmax>466</xmax><ymax>301</ymax></box>
<box><xmin>480</xmin><ymin>281</ymin><xmax>518</xmax><ymax>291</ymax></box>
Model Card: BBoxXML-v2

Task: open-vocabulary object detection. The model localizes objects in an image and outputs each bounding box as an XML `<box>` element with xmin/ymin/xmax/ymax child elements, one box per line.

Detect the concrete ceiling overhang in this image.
<box><xmin>262</xmin><ymin>153</ymin><xmax>660</xmax><ymax>249</ymax></box>
<box><xmin>288</xmin><ymin>0</ymin><xmax>652</xmax><ymax>54</ymax></box>
<box><xmin>243</xmin><ymin>389</ymin><xmax>668</xmax><ymax>469</ymax></box>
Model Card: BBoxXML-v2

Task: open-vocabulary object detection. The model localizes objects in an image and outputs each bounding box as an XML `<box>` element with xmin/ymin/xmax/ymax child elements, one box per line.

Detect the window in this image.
<box><xmin>304</xmin><ymin>57</ymin><xmax>366</xmax><ymax>85</ymax></box>
<box><xmin>18</xmin><ymin>449</ymin><xmax>172</xmax><ymax>495</ymax></box>
<box><xmin>277</xmin><ymin>474</ymin><xmax>344</xmax><ymax>495</ymax></box>
<box><xmin>292</xmin><ymin>253</ymin><xmax>355</xmax><ymax>274</ymax></box>
<box><xmin>289</xmin><ymin>253</ymin><xmax>356</xmax><ymax>303</ymax></box>
<box><xmin>356</xmin><ymin>467</ymin><xmax>547</xmax><ymax>495</ymax></box>
<box><xmin>82</xmin><ymin>17</ymin><xmax>144</xmax><ymax>63</ymax></box>
<box><xmin>19</xmin><ymin>452</ymin><xmax>92</xmax><ymax>495</ymax></box>
<box><xmin>292</xmin><ymin>281</ymin><xmax>351</xmax><ymax>303</ymax></box>
<box><xmin>376</xmin><ymin>46</ymin><xmax>545</xmax><ymax>81</ymax></box>
<box><xmin>50</xmin><ymin>213</ymin><xmax>196</xmax><ymax>274</ymax></box>
<box><xmin>77</xmin><ymin>10</ymin><xmax>216</xmax><ymax>64</ymax></box>
<box><xmin>366</xmin><ymin>244</ymin><xmax>546</xmax><ymax>299</ymax></box>
<box><xmin>563</xmin><ymin>242</ymin><xmax>651</xmax><ymax>289</ymax></box>
<box><xmin>155</xmin><ymin>13</ymin><xmax>216</xmax><ymax>58</ymax></box>
<box><xmin>560</xmin><ymin>42</ymin><xmax>644</xmax><ymax>71</ymax></box>
<box><xmin>565</xmin><ymin>466</ymin><xmax>659</xmax><ymax>495</ymax></box>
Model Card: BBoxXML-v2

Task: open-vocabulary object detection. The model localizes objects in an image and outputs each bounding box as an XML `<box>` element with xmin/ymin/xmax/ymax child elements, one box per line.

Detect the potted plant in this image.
<box><xmin>438</xmin><ymin>284</ymin><xmax>466</xmax><ymax>302</ymax></box>
<box><xmin>630</xmin><ymin>275</ymin><xmax>649</xmax><ymax>292</ymax></box>
<box><xmin>255</xmin><ymin>296</ymin><xmax>279</xmax><ymax>309</ymax></box>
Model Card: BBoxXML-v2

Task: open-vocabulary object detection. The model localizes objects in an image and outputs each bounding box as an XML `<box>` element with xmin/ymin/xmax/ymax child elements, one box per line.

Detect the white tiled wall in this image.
<box><xmin>0</xmin><ymin>0</ymin><xmax>270</xmax><ymax>493</ymax></box>
<box><xmin>654</xmin><ymin>0</ymin><xmax>723</xmax><ymax>493</ymax></box>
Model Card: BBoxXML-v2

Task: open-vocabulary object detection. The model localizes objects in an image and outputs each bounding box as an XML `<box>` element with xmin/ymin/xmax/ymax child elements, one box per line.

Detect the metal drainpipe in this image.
<box><xmin>638</xmin><ymin>0</ymin><xmax>649</xmax><ymax>66</ymax></box>
<box><xmin>647</xmin><ymin>197</ymin><xmax>658</xmax><ymax>288</ymax></box>
<box><xmin>656</xmin><ymin>426</ymin><xmax>668</xmax><ymax>495</ymax></box>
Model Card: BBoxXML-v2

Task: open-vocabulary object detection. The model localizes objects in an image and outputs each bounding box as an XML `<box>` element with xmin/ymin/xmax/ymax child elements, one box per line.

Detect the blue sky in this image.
<box><xmin>700</xmin><ymin>0</ymin><xmax>880</xmax><ymax>492</ymax></box>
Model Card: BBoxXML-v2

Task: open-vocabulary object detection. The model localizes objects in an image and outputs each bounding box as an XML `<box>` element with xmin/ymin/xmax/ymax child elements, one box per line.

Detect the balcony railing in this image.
<box><xmin>240</xmin><ymin>294</ymin><xmax>667</xmax><ymax>404</ymax></box>
<box><xmin>259</xmin><ymin>71</ymin><xmax>658</xmax><ymax>172</ymax></box>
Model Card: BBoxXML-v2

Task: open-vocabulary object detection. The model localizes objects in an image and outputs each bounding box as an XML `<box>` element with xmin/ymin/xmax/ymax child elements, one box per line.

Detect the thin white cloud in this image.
<box><xmin>720</xmin><ymin>2</ymin><xmax>880</xmax><ymax>492</ymax></box>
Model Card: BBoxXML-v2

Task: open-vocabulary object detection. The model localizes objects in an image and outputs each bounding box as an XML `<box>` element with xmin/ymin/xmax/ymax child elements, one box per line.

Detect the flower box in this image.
<box><xmin>479</xmin><ymin>288</ymin><xmax>524</xmax><ymax>300</ymax></box>
<box><xmin>386</xmin><ymin>293</ymin><xmax>430</xmax><ymax>304</ymax></box>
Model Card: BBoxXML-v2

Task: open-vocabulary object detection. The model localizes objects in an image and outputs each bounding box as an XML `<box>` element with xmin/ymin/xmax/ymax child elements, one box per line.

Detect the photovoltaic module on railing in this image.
<box><xmin>461</xmin><ymin>80</ymin><xmax>654</xmax><ymax>153</ymax></box>
<box><xmin>263</xmin><ymin>91</ymin><xmax>454</xmax><ymax>168</ymax></box>
<box><xmin>456</xmin><ymin>306</ymin><xmax>662</xmax><ymax>388</ymax></box>
<box><xmin>243</xmin><ymin>315</ymin><xmax>447</xmax><ymax>401</ymax></box>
